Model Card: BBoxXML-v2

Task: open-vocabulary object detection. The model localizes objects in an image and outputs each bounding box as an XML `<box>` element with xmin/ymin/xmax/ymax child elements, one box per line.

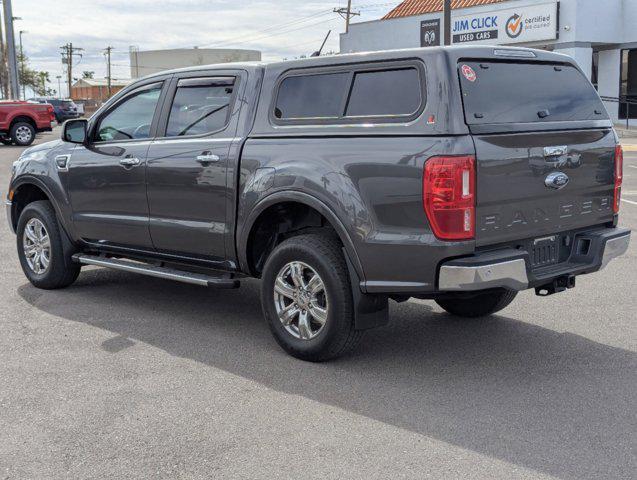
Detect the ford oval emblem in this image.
<box><xmin>545</xmin><ymin>172</ymin><xmax>569</xmax><ymax>190</ymax></box>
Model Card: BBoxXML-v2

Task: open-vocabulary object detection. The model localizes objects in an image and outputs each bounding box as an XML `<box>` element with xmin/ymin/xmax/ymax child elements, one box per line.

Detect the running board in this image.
<box><xmin>72</xmin><ymin>254</ymin><xmax>240</xmax><ymax>289</ymax></box>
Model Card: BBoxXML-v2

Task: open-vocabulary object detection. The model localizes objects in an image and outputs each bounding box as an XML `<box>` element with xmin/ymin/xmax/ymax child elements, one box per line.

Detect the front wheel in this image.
<box><xmin>435</xmin><ymin>289</ymin><xmax>517</xmax><ymax>318</ymax></box>
<box><xmin>10</xmin><ymin>122</ymin><xmax>35</xmax><ymax>146</ymax></box>
<box><xmin>16</xmin><ymin>201</ymin><xmax>80</xmax><ymax>289</ymax></box>
<box><xmin>260</xmin><ymin>233</ymin><xmax>362</xmax><ymax>362</ymax></box>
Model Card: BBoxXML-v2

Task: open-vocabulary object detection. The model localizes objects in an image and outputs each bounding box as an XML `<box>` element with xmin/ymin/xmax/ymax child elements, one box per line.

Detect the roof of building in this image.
<box><xmin>72</xmin><ymin>78</ymin><xmax>132</xmax><ymax>88</ymax></box>
<box><xmin>383</xmin><ymin>0</ymin><xmax>509</xmax><ymax>20</ymax></box>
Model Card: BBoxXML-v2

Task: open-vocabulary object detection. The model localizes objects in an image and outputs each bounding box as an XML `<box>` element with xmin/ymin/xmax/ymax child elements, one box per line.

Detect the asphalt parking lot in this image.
<box><xmin>0</xmin><ymin>128</ymin><xmax>635</xmax><ymax>480</ymax></box>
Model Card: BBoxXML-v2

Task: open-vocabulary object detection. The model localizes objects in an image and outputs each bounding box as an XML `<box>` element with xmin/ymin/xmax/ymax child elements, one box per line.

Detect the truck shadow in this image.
<box><xmin>18</xmin><ymin>268</ymin><xmax>636</xmax><ymax>480</ymax></box>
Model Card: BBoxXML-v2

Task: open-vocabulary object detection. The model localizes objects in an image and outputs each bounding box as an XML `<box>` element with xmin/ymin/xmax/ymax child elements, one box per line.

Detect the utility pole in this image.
<box><xmin>19</xmin><ymin>30</ymin><xmax>26</xmax><ymax>99</ymax></box>
<box><xmin>104</xmin><ymin>46</ymin><xmax>113</xmax><ymax>98</ymax></box>
<box><xmin>2</xmin><ymin>0</ymin><xmax>20</xmax><ymax>99</ymax></box>
<box><xmin>60</xmin><ymin>42</ymin><xmax>83</xmax><ymax>99</ymax></box>
<box><xmin>334</xmin><ymin>0</ymin><xmax>359</xmax><ymax>34</ymax></box>
<box><xmin>443</xmin><ymin>0</ymin><xmax>452</xmax><ymax>46</ymax></box>
<box><xmin>0</xmin><ymin>11</ymin><xmax>7</xmax><ymax>99</ymax></box>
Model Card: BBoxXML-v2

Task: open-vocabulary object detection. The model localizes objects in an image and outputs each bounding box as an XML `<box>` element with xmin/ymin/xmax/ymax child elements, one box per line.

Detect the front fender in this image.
<box><xmin>9</xmin><ymin>143</ymin><xmax>76</xmax><ymax>240</ymax></box>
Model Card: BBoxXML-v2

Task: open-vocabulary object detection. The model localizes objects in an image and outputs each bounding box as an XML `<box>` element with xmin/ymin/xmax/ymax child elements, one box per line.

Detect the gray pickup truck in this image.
<box><xmin>6</xmin><ymin>46</ymin><xmax>630</xmax><ymax>361</ymax></box>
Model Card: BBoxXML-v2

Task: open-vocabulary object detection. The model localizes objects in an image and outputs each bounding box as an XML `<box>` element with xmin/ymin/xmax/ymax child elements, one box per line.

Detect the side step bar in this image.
<box><xmin>72</xmin><ymin>254</ymin><xmax>240</xmax><ymax>289</ymax></box>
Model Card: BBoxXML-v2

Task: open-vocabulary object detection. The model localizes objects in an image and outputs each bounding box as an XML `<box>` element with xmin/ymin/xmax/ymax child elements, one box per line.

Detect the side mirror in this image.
<box><xmin>62</xmin><ymin>119</ymin><xmax>88</xmax><ymax>144</ymax></box>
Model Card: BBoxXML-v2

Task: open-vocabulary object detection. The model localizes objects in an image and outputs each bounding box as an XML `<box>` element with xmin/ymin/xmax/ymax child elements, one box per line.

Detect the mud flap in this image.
<box><xmin>343</xmin><ymin>249</ymin><xmax>389</xmax><ymax>330</ymax></box>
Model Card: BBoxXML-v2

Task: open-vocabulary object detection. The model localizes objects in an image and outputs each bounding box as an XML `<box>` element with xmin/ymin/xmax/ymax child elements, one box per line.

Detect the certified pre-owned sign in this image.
<box><xmin>451</xmin><ymin>0</ymin><xmax>558</xmax><ymax>45</ymax></box>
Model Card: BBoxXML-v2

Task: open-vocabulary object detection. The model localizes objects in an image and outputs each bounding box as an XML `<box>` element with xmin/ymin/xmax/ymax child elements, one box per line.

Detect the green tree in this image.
<box><xmin>82</xmin><ymin>71</ymin><xmax>95</xmax><ymax>79</ymax></box>
<box><xmin>18</xmin><ymin>52</ymin><xmax>53</xmax><ymax>96</ymax></box>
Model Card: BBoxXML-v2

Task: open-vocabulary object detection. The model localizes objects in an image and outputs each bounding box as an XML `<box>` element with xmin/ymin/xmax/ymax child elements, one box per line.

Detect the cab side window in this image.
<box><xmin>273</xmin><ymin>62</ymin><xmax>425</xmax><ymax>124</ymax></box>
<box><xmin>96</xmin><ymin>84</ymin><xmax>162</xmax><ymax>142</ymax></box>
<box><xmin>166</xmin><ymin>77</ymin><xmax>235</xmax><ymax>137</ymax></box>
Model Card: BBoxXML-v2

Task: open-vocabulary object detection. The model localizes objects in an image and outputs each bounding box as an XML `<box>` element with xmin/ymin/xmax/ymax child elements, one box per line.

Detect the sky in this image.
<box><xmin>11</xmin><ymin>0</ymin><xmax>402</xmax><ymax>97</ymax></box>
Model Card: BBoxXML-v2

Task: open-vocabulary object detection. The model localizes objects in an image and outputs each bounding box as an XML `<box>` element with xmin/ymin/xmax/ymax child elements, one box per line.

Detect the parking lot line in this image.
<box><xmin>621</xmin><ymin>198</ymin><xmax>637</xmax><ymax>206</ymax></box>
<box><xmin>622</xmin><ymin>145</ymin><xmax>637</xmax><ymax>152</ymax></box>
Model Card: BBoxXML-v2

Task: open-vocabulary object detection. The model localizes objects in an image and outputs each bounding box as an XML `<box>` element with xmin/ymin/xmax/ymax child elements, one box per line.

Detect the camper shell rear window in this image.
<box><xmin>458</xmin><ymin>60</ymin><xmax>609</xmax><ymax>125</ymax></box>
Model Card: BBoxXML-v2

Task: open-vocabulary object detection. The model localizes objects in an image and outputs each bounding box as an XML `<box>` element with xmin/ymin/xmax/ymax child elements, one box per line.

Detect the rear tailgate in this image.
<box><xmin>458</xmin><ymin>59</ymin><xmax>617</xmax><ymax>247</ymax></box>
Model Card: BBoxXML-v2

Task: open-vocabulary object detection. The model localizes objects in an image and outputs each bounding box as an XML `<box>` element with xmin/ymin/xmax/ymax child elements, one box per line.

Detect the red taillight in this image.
<box><xmin>423</xmin><ymin>155</ymin><xmax>476</xmax><ymax>241</ymax></box>
<box><xmin>614</xmin><ymin>145</ymin><xmax>623</xmax><ymax>213</ymax></box>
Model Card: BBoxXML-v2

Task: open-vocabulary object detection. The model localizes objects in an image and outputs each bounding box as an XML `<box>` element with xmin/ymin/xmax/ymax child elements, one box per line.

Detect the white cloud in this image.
<box><xmin>13</xmin><ymin>0</ymin><xmax>400</xmax><ymax>96</ymax></box>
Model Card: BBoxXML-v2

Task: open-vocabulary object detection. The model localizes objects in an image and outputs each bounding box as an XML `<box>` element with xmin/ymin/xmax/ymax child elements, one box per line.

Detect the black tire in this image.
<box><xmin>16</xmin><ymin>200</ymin><xmax>80</xmax><ymax>290</ymax></box>
<box><xmin>260</xmin><ymin>233</ymin><xmax>362</xmax><ymax>362</ymax></box>
<box><xmin>435</xmin><ymin>289</ymin><xmax>517</xmax><ymax>318</ymax></box>
<box><xmin>10</xmin><ymin>121</ymin><xmax>36</xmax><ymax>146</ymax></box>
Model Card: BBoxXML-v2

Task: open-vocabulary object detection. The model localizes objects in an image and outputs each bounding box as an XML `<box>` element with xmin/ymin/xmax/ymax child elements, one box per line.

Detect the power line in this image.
<box><xmin>199</xmin><ymin>9</ymin><xmax>335</xmax><ymax>49</ymax></box>
<box><xmin>211</xmin><ymin>15</ymin><xmax>341</xmax><ymax>49</ymax></box>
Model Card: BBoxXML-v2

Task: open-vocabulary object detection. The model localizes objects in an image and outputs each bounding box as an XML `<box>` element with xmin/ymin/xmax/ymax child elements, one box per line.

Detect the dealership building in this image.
<box><xmin>341</xmin><ymin>0</ymin><xmax>637</xmax><ymax>126</ymax></box>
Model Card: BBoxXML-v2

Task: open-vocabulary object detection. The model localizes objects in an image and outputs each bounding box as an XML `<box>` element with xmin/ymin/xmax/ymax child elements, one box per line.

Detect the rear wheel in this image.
<box><xmin>435</xmin><ymin>289</ymin><xmax>517</xmax><ymax>318</ymax></box>
<box><xmin>260</xmin><ymin>233</ymin><xmax>362</xmax><ymax>362</ymax></box>
<box><xmin>16</xmin><ymin>201</ymin><xmax>80</xmax><ymax>289</ymax></box>
<box><xmin>10</xmin><ymin>122</ymin><xmax>35</xmax><ymax>146</ymax></box>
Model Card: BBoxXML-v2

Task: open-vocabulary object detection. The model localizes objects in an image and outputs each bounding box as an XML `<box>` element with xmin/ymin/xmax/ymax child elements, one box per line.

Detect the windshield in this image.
<box><xmin>458</xmin><ymin>61</ymin><xmax>608</xmax><ymax>125</ymax></box>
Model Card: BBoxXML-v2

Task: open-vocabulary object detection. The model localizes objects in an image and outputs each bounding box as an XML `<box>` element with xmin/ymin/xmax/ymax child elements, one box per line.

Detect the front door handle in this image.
<box><xmin>119</xmin><ymin>157</ymin><xmax>141</xmax><ymax>167</ymax></box>
<box><xmin>196</xmin><ymin>152</ymin><xmax>220</xmax><ymax>164</ymax></box>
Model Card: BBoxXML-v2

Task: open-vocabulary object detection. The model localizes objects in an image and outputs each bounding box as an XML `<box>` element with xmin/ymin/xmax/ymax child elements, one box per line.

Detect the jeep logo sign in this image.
<box><xmin>545</xmin><ymin>172</ymin><xmax>570</xmax><ymax>190</ymax></box>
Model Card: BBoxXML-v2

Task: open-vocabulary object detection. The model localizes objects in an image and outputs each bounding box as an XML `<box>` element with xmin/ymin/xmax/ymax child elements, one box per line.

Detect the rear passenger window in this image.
<box><xmin>166</xmin><ymin>77</ymin><xmax>234</xmax><ymax>137</ymax></box>
<box><xmin>275</xmin><ymin>72</ymin><xmax>349</xmax><ymax>120</ymax></box>
<box><xmin>346</xmin><ymin>68</ymin><xmax>421</xmax><ymax>117</ymax></box>
<box><xmin>274</xmin><ymin>62</ymin><xmax>424</xmax><ymax>124</ymax></box>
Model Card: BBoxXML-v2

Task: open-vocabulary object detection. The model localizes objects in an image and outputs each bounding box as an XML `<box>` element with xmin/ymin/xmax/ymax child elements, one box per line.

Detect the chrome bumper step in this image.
<box><xmin>72</xmin><ymin>254</ymin><xmax>240</xmax><ymax>289</ymax></box>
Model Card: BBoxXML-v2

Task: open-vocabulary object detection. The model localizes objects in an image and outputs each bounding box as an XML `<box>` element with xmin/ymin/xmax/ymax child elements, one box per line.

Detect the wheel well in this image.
<box><xmin>246</xmin><ymin>202</ymin><xmax>340</xmax><ymax>277</ymax></box>
<box><xmin>10</xmin><ymin>116</ymin><xmax>36</xmax><ymax>131</ymax></box>
<box><xmin>10</xmin><ymin>184</ymin><xmax>49</xmax><ymax>230</ymax></box>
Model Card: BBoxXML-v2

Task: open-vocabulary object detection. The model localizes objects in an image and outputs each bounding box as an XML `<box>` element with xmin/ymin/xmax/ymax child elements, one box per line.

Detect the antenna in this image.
<box><xmin>311</xmin><ymin>30</ymin><xmax>332</xmax><ymax>57</ymax></box>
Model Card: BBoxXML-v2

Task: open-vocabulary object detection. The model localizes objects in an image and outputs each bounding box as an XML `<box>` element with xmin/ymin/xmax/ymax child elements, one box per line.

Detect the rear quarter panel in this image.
<box><xmin>237</xmin><ymin>135</ymin><xmax>476</xmax><ymax>292</ymax></box>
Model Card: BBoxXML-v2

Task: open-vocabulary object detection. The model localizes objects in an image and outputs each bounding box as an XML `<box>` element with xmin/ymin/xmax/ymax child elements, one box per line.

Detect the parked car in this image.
<box><xmin>29</xmin><ymin>97</ymin><xmax>80</xmax><ymax>123</ymax></box>
<box><xmin>0</xmin><ymin>100</ymin><xmax>55</xmax><ymax>146</ymax></box>
<box><xmin>6</xmin><ymin>46</ymin><xmax>631</xmax><ymax>361</ymax></box>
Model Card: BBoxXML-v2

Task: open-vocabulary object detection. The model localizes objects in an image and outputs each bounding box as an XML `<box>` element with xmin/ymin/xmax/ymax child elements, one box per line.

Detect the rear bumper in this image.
<box><xmin>439</xmin><ymin>227</ymin><xmax>631</xmax><ymax>292</ymax></box>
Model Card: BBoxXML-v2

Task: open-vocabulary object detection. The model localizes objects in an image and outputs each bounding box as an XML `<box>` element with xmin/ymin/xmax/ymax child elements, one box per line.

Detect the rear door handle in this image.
<box><xmin>196</xmin><ymin>152</ymin><xmax>220</xmax><ymax>164</ymax></box>
<box><xmin>119</xmin><ymin>157</ymin><xmax>141</xmax><ymax>167</ymax></box>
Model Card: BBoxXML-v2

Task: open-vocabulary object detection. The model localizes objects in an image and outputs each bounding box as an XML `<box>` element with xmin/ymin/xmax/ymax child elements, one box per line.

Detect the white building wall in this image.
<box><xmin>554</xmin><ymin>46</ymin><xmax>593</xmax><ymax>77</ymax></box>
<box><xmin>598</xmin><ymin>49</ymin><xmax>621</xmax><ymax>121</ymax></box>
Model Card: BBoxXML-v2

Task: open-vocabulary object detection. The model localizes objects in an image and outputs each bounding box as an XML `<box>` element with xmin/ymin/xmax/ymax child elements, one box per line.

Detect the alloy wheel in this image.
<box><xmin>273</xmin><ymin>261</ymin><xmax>328</xmax><ymax>340</ymax></box>
<box><xmin>15</xmin><ymin>125</ymin><xmax>33</xmax><ymax>144</ymax></box>
<box><xmin>22</xmin><ymin>218</ymin><xmax>51</xmax><ymax>274</ymax></box>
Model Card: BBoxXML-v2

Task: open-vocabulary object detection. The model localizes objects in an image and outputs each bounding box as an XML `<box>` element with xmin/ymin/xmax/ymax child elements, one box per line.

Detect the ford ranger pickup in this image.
<box><xmin>6</xmin><ymin>46</ymin><xmax>631</xmax><ymax>361</ymax></box>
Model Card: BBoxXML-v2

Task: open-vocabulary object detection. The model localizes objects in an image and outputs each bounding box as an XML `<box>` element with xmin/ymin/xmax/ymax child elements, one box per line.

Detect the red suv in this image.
<box><xmin>0</xmin><ymin>100</ymin><xmax>55</xmax><ymax>146</ymax></box>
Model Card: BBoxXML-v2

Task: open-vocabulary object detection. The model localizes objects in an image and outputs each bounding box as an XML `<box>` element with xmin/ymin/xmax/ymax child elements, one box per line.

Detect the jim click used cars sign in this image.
<box><xmin>450</xmin><ymin>0</ymin><xmax>558</xmax><ymax>45</ymax></box>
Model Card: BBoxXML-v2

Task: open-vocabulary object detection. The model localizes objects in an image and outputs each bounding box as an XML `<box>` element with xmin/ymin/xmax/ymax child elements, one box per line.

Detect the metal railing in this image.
<box><xmin>600</xmin><ymin>96</ymin><xmax>637</xmax><ymax>130</ymax></box>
